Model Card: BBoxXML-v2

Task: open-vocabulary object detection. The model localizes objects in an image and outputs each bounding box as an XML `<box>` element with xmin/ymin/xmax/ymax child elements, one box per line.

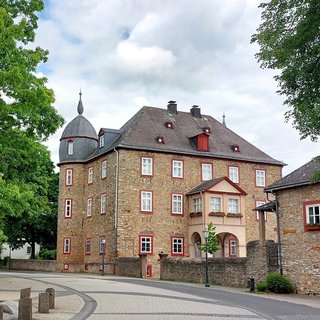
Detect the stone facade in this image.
<box><xmin>57</xmin><ymin>103</ymin><xmax>283</xmax><ymax>277</ymax></box>
<box><xmin>57</xmin><ymin>147</ymin><xmax>282</xmax><ymax>276</ymax></box>
<box><xmin>276</xmin><ymin>184</ymin><xmax>320</xmax><ymax>295</ymax></box>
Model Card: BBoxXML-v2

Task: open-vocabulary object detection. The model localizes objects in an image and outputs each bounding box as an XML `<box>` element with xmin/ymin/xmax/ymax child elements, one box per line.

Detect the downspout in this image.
<box><xmin>267</xmin><ymin>190</ymin><xmax>283</xmax><ymax>275</ymax></box>
<box><xmin>114</xmin><ymin>148</ymin><xmax>119</xmax><ymax>257</ymax></box>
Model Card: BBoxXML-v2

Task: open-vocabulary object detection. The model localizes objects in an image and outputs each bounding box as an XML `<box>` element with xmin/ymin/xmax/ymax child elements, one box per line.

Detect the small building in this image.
<box><xmin>1</xmin><ymin>243</ymin><xmax>40</xmax><ymax>260</ymax></box>
<box><xmin>265</xmin><ymin>157</ymin><xmax>320</xmax><ymax>295</ymax></box>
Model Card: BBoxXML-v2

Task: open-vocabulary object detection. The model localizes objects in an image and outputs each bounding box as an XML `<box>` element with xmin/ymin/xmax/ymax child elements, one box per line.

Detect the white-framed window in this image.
<box><xmin>66</xmin><ymin>169</ymin><xmax>73</xmax><ymax>186</ymax></box>
<box><xmin>172</xmin><ymin>194</ymin><xmax>183</xmax><ymax>214</ymax></box>
<box><xmin>87</xmin><ymin>198</ymin><xmax>93</xmax><ymax>217</ymax></box>
<box><xmin>201</xmin><ymin>163</ymin><xmax>212</xmax><ymax>181</ymax></box>
<box><xmin>306</xmin><ymin>203</ymin><xmax>320</xmax><ymax>225</ymax></box>
<box><xmin>64</xmin><ymin>199</ymin><xmax>72</xmax><ymax>218</ymax></box>
<box><xmin>63</xmin><ymin>238</ymin><xmax>71</xmax><ymax>254</ymax></box>
<box><xmin>256</xmin><ymin>169</ymin><xmax>266</xmax><ymax>187</ymax></box>
<box><xmin>139</xmin><ymin>235</ymin><xmax>153</xmax><ymax>254</ymax></box>
<box><xmin>171</xmin><ymin>237</ymin><xmax>184</xmax><ymax>255</ymax></box>
<box><xmin>193</xmin><ymin>198</ymin><xmax>202</xmax><ymax>213</ymax></box>
<box><xmin>256</xmin><ymin>201</ymin><xmax>267</xmax><ymax>221</ymax></box>
<box><xmin>210</xmin><ymin>196</ymin><xmax>221</xmax><ymax>212</ymax></box>
<box><xmin>228</xmin><ymin>198</ymin><xmax>239</xmax><ymax>213</ymax></box>
<box><xmin>141</xmin><ymin>157</ymin><xmax>153</xmax><ymax>176</ymax></box>
<box><xmin>99</xmin><ymin>237</ymin><xmax>106</xmax><ymax>254</ymax></box>
<box><xmin>172</xmin><ymin>160</ymin><xmax>183</xmax><ymax>178</ymax></box>
<box><xmin>101</xmin><ymin>160</ymin><xmax>107</xmax><ymax>179</ymax></box>
<box><xmin>141</xmin><ymin>191</ymin><xmax>153</xmax><ymax>212</ymax></box>
<box><xmin>85</xmin><ymin>238</ymin><xmax>91</xmax><ymax>255</ymax></box>
<box><xmin>88</xmin><ymin>167</ymin><xmax>93</xmax><ymax>184</ymax></box>
<box><xmin>99</xmin><ymin>135</ymin><xmax>104</xmax><ymax>148</ymax></box>
<box><xmin>228</xmin><ymin>166</ymin><xmax>239</xmax><ymax>183</ymax></box>
<box><xmin>229</xmin><ymin>239</ymin><xmax>237</xmax><ymax>257</ymax></box>
<box><xmin>67</xmin><ymin>141</ymin><xmax>73</xmax><ymax>155</ymax></box>
<box><xmin>101</xmin><ymin>193</ymin><xmax>106</xmax><ymax>214</ymax></box>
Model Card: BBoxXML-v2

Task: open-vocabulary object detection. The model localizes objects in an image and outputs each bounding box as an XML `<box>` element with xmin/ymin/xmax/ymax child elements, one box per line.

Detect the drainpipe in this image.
<box><xmin>114</xmin><ymin>148</ymin><xmax>119</xmax><ymax>257</ymax></box>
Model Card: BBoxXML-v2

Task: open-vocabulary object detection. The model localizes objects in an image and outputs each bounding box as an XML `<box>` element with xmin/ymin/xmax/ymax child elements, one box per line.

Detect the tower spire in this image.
<box><xmin>222</xmin><ymin>112</ymin><xmax>226</xmax><ymax>126</ymax></box>
<box><xmin>77</xmin><ymin>89</ymin><xmax>84</xmax><ymax>115</ymax></box>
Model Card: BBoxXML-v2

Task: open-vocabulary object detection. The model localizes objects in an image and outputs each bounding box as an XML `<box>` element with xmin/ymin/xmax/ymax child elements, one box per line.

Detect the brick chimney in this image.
<box><xmin>190</xmin><ymin>105</ymin><xmax>201</xmax><ymax>118</ymax></box>
<box><xmin>167</xmin><ymin>101</ymin><xmax>177</xmax><ymax>114</ymax></box>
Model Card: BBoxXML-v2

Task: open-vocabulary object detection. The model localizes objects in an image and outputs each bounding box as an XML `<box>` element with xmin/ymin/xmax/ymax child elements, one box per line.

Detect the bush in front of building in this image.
<box><xmin>37</xmin><ymin>248</ymin><xmax>56</xmax><ymax>260</ymax></box>
<box><xmin>256</xmin><ymin>272</ymin><xmax>294</xmax><ymax>294</ymax></box>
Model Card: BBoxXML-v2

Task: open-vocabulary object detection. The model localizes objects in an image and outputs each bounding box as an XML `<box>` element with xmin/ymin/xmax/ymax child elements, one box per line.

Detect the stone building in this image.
<box><xmin>57</xmin><ymin>97</ymin><xmax>283</xmax><ymax>276</ymax></box>
<box><xmin>265</xmin><ymin>157</ymin><xmax>320</xmax><ymax>295</ymax></box>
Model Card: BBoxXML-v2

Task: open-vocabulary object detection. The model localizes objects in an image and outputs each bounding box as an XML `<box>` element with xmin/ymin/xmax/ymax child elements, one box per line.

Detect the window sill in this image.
<box><xmin>209</xmin><ymin>212</ymin><xmax>225</xmax><ymax>217</ymax></box>
<box><xmin>304</xmin><ymin>224</ymin><xmax>320</xmax><ymax>231</ymax></box>
<box><xmin>190</xmin><ymin>212</ymin><xmax>202</xmax><ymax>218</ymax></box>
<box><xmin>227</xmin><ymin>213</ymin><xmax>243</xmax><ymax>218</ymax></box>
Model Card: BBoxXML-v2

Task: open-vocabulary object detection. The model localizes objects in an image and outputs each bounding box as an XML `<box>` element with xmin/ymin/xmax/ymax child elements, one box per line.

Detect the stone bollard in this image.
<box><xmin>0</xmin><ymin>305</ymin><xmax>3</xmax><ymax>320</ymax></box>
<box><xmin>20</xmin><ymin>287</ymin><xmax>31</xmax><ymax>298</ymax></box>
<box><xmin>46</xmin><ymin>288</ymin><xmax>55</xmax><ymax>309</ymax></box>
<box><xmin>18</xmin><ymin>297</ymin><xmax>32</xmax><ymax>320</ymax></box>
<box><xmin>38</xmin><ymin>292</ymin><xmax>50</xmax><ymax>314</ymax></box>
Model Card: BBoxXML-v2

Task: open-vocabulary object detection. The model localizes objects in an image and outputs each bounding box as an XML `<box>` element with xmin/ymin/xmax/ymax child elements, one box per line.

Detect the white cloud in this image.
<box><xmin>37</xmin><ymin>0</ymin><xmax>318</xmax><ymax>175</ymax></box>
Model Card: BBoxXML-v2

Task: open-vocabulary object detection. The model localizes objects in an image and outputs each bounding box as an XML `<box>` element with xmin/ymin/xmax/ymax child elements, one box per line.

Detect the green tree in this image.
<box><xmin>0</xmin><ymin>0</ymin><xmax>64</xmax><ymax>254</ymax></box>
<box><xmin>251</xmin><ymin>0</ymin><xmax>320</xmax><ymax>141</ymax></box>
<box><xmin>199</xmin><ymin>223</ymin><xmax>220</xmax><ymax>254</ymax></box>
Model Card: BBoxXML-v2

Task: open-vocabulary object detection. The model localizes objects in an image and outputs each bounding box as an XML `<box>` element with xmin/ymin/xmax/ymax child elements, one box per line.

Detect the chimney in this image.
<box><xmin>190</xmin><ymin>105</ymin><xmax>201</xmax><ymax>118</ymax></box>
<box><xmin>167</xmin><ymin>101</ymin><xmax>177</xmax><ymax>114</ymax></box>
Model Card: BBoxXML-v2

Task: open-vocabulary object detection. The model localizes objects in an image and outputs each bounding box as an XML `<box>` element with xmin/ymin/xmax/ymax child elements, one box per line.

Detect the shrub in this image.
<box><xmin>38</xmin><ymin>248</ymin><xmax>56</xmax><ymax>260</ymax></box>
<box><xmin>256</xmin><ymin>280</ymin><xmax>268</xmax><ymax>292</ymax></box>
<box><xmin>265</xmin><ymin>272</ymin><xmax>294</xmax><ymax>294</ymax></box>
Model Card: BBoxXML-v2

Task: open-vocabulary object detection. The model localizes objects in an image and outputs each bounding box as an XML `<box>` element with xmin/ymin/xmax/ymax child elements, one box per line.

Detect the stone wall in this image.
<box><xmin>116</xmin><ymin>257</ymin><xmax>141</xmax><ymax>278</ymax></box>
<box><xmin>9</xmin><ymin>259</ymin><xmax>62</xmax><ymax>272</ymax></box>
<box><xmin>159</xmin><ymin>240</ymin><xmax>278</xmax><ymax>287</ymax></box>
<box><xmin>160</xmin><ymin>257</ymin><xmax>247</xmax><ymax>287</ymax></box>
<box><xmin>277</xmin><ymin>185</ymin><xmax>320</xmax><ymax>295</ymax></box>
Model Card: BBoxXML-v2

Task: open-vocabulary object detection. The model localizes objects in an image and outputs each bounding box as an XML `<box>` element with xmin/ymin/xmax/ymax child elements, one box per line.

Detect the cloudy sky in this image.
<box><xmin>37</xmin><ymin>0</ymin><xmax>317</xmax><ymax>176</ymax></box>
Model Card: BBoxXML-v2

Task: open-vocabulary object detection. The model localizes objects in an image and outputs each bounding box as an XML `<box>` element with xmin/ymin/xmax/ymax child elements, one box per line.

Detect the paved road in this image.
<box><xmin>0</xmin><ymin>271</ymin><xmax>319</xmax><ymax>319</ymax></box>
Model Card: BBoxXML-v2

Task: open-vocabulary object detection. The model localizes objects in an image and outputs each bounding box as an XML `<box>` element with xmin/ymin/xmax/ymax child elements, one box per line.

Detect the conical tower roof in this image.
<box><xmin>59</xmin><ymin>93</ymin><xmax>98</xmax><ymax>164</ymax></box>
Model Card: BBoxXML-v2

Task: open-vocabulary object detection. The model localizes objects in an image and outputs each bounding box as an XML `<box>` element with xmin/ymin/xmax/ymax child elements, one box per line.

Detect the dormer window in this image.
<box><xmin>203</xmin><ymin>127</ymin><xmax>211</xmax><ymax>134</ymax></box>
<box><xmin>197</xmin><ymin>134</ymin><xmax>209</xmax><ymax>152</ymax></box>
<box><xmin>231</xmin><ymin>144</ymin><xmax>240</xmax><ymax>152</ymax></box>
<box><xmin>67</xmin><ymin>140</ymin><xmax>73</xmax><ymax>155</ymax></box>
<box><xmin>165</xmin><ymin>122</ymin><xmax>173</xmax><ymax>129</ymax></box>
<box><xmin>156</xmin><ymin>136</ymin><xmax>164</xmax><ymax>144</ymax></box>
<box><xmin>99</xmin><ymin>135</ymin><xmax>104</xmax><ymax>148</ymax></box>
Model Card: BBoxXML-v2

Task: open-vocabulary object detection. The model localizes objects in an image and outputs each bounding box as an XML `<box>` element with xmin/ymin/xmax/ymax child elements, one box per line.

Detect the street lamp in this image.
<box><xmin>202</xmin><ymin>227</ymin><xmax>210</xmax><ymax>287</ymax></box>
<box><xmin>101</xmin><ymin>239</ymin><xmax>106</xmax><ymax>276</ymax></box>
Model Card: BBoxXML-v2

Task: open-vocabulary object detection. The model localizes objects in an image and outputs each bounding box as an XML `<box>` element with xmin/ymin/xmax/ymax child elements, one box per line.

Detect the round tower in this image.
<box><xmin>57</xmin><ymin>93</ymin><xmax>98</xmax><ymax>270</ymax></box>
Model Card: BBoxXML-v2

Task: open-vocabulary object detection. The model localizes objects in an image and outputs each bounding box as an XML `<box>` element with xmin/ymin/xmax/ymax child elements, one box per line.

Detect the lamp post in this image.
<box><xmin>101</xmin><ymin>239</ymin><xmax>106</xmax><ymax>276</ymax></box>
<box><xmin>202</xmin><ymin>227</ymin><xmax>210</xmax><ymax>287</ymax></box>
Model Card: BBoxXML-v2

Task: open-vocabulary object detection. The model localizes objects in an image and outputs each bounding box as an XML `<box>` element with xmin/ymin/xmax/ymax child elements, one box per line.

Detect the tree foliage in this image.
<box><xmin>251</xmin><ymin>0</ymin><xmax>320</xmax><ymax>141</ymax></box>
<box><xmin>199</xmin><ymin>223</ymin><xmax>220</xmax><ymax>255</ymax></box>
<box><xmin>0</xmin><ymin>0</ymin><xmax>64</xmax><ymax>255</ymax></box>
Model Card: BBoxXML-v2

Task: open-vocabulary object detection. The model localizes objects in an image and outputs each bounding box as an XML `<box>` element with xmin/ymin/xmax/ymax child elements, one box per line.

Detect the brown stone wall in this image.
<box><xmin>10</xmin><ymin>259</ymin><xmax>62</xmax><ymax>272</ymax></box>
<box><xmin>116</xmin><ymin>257</ymin><xmax>141</xmax><ymax>278</ymax></box>
<box><xmin>277</xmin><ymin>184</ymin><xmax>320</xmax><ymax>295</ymax></box>
<box><xmin>160</xmin><ymin>257</ymin><xmax>247</xmax><ymax>287</ymax></box>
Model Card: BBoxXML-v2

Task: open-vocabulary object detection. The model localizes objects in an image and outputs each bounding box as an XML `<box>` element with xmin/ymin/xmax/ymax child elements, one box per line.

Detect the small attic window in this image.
<box><xmin>165</xmin><ymin>121</ymin><xmax>173</xmax><ymax>129</ymax></box>
<box><xmin>156</xmin><ymin>136</ymin><xmax>164</xmax><ymax>144</ymax></box>
<box><xmin>67</xmin><ymin>140</ymin><xmax>73</xmax><ymax>155</ymax></box>
<box><xmin>99</xmin><ymin>135</ymin><xmax>104</xmax><ymax>148</ymax></box>
<box><xmin>231</xmin><ymin>144</ymin><xmax>240</xmax><ymax>152</ymax></box>
<box><xmin>203</xmin><ymin>127</ymin><xmax>211</xmax><ymax>134</ymax></box>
